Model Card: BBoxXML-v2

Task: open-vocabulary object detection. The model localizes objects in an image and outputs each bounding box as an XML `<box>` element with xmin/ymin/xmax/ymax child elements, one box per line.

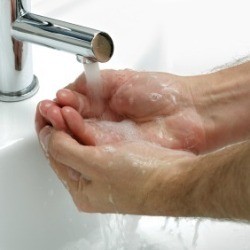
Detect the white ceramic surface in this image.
<box><xmin>1</xmin><ymin>0</ymin><xmax>250</xmax><ymax>249</ymax></box>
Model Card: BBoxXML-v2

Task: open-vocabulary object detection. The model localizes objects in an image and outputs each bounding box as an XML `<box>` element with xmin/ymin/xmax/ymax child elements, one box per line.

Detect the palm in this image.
<box><xmin>62</xmin><ymin>70</ymin><xmax>206</xmax><ymax>153</ymax></box>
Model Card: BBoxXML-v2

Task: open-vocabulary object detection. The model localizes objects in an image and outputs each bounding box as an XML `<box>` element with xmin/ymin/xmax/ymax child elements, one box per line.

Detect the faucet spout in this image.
<box><xmin>0</xmin><ymin>0</ymin><xmax>114</xmax><ymax>102</ymax></box>
<box><xmin>12</xmin><ymin>13</ymin><xmax>114</xmax><ymax>63</ymax></box>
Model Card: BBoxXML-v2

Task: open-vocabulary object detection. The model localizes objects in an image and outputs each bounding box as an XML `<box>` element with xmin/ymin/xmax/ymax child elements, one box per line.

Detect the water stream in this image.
<box><xmin>83</xmin><ymin>62</ymin><xmax>104</xmax><ymax>116</ymax></box>
<box><xmin>83</xmin><ymin>62</ymin><xmax>134</xmax><ymax>248</ymax></box>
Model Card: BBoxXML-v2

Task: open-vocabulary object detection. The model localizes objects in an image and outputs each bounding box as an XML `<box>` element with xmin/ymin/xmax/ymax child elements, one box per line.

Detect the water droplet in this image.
<box><xmin>192</xmin><ymin>219</ymin><xmax>202</xmax><ymax>247</ymax></box>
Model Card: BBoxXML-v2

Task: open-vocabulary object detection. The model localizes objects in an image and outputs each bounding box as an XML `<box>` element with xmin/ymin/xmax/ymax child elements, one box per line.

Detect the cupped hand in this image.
<box><xmin>39</xmin><ymin>126</ymin><xmax>196</xmax><ymax>215</ymax></box>
<box><xmin>36</xmin><ymin>70</ymin><xmax>206</xmax><ymax>153</ymax></box>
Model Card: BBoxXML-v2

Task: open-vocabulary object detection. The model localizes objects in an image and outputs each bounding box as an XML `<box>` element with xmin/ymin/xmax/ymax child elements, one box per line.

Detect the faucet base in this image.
<box><xmin>0</xmin><ymin>76</ymin><xmax>39</xmax><ymax>102</ymax></box>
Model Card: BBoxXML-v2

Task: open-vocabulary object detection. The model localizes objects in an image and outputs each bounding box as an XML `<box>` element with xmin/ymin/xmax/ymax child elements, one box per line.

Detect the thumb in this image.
<box><xmin>40</xmin><ymin>127</ymin><xmax>100</xmax><ymax>178</ymax></box>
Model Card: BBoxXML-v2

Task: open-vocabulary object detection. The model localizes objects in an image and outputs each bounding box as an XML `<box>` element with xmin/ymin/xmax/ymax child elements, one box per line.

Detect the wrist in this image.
<box><xmin>189</xmin><ymin>62</ymin><xmax>250</xmax><ymax>151</ymax></box>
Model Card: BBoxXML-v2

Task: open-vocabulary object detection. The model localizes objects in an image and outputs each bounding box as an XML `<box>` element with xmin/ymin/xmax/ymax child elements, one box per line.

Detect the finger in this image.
<box><xmin>39</xmin><ymin>100</ymin><xmax>67</xmax><ymax>130</ymax></box>
<box><xmin>35</xmin><ymin>103</ymin><xmax>49</xmax><ymax>134</ymax></box>
<box><xmin>69</xmin><ymin>73</ymin><xmax>88</xmax><ymax>94</ymax></box>
<box><xmin>61</xmin><ymin>106</ymin><xmax>123</xmax><ymax>145</ymax></box>
<box><xmin>57</xmin><ymin>70</ymin><xmax>138</xmax><ymax>117</ymax></box>
<box><xmin>47</xmin><ymin>129</ymin><xmax>101</xmax><ymax>177</ymax></box>
<box><xmin>56</xmin><ymin>89</ymin><xmax>91</xmax><ymax>117</ymax></box>
<box><xmin>61</xmin><ymin>106</ymin><xmax>97</xmax><ymax>145</ymax></box>
<box><xmin>64</xmin><ymin>69</ymin><xmax>137</xmax><ymax>99</ymax></box>
<box><xmin>101</xmin><ymin>69</ymin><xmax>137</xmax><ymax>98</ymax></box>
<box><xmin>47</xmin><ymin>105</ymin><xmax>68</xmax><ymax>130</ymax></box>
<box><xmin>38</xmin><ymin>100</ymin><xmax>57</xmax><ymax>117</ymax></box>
<box><xmin>67</xmin><ymin>70</ymin><xmax>120</xmax><ymax>95</ymax></box>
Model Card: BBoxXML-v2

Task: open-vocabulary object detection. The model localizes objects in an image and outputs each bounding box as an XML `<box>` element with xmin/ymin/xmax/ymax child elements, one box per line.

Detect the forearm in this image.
<box><xmin>192</xmin><ymin>140</ymin><xmax>250</xmax><ymax>220</ymax></box>
<box><xmin>190</xmin><ymin>61</ymin><xmax>250</xmax><ymax>151</ymax></box>
<box><xmin>159</xmin><ymin>140</ymin><xmax>250</xmax><ymax>220</ymax></box>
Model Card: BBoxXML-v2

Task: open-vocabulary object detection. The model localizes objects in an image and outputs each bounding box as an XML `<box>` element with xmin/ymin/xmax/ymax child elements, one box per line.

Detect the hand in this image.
<box><xmin>36</xmin><ymin>63</ymin><xmax>250</xmax><ymax>219</ymax></box>
<box><xmin>39</xmin><ymin>126</ymin><xmax>196</xmax><ymax>215</ymax></box>
<box><xmin>37</xmin><ymin>62</ymin><xmax>250</xmax><ymax>153</ymax></box>
<box><xmin>36</xmin><ymin>70</ymin><xmax>206</xmax><ymax>153</ymax></box>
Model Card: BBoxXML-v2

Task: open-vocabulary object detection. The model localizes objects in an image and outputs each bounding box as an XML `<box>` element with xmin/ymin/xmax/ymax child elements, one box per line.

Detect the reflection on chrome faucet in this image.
<box><xmin>11</xmin><ymin>0</ymin><xmax>23</xmax><ymax>71</ymax></box>
<box><xmin>0</xmin><ymin>0</ymin><xmax>114</xmax><ymax>102</ymax></box>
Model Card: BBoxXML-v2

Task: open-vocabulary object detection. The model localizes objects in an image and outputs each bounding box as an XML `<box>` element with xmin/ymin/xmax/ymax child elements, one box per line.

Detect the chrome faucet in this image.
<box><xmin>0</xmin><ymin>0</ymin><xmax>114</xmax><ymax>102</ymax></box>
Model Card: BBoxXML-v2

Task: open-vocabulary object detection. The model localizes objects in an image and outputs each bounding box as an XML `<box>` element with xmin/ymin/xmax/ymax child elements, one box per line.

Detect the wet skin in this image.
<box><xmin>36</xmin><ymin>70</ymin><xmax>206</xmax><ymax>153</ymax></box>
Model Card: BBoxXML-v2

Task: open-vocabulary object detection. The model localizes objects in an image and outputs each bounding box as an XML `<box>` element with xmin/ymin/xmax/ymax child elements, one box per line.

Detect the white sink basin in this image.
<box><xmin>1</xmin><ymin>0</ymin><xmax>250</xmax><ymax>249</ymax></box>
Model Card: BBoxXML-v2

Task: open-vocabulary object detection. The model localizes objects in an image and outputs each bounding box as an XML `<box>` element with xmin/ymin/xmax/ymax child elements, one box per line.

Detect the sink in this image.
<box><xmin>1</xmin><ymin>0</ymin><xmax>250</xmax><ymax>249</ymax></box>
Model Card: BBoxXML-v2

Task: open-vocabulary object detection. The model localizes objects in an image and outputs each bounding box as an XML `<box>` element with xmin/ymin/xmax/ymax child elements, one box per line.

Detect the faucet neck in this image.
<box><xmin>0</xmin><ymin>0</ymin><xmax>113</xmax><ymax>102</ymax></box>
<box><xmin>16</xmin><ymin>0</ymin><xmax>27</xmax><ymax>17</ymax></box>
<box><xmin>0</xmin><ymin>0</ymin><xmax>38</xmax><ymax>102</ymax></box>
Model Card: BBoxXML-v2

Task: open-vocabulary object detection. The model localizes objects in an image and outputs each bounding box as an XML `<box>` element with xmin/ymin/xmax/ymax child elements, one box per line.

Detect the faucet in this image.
<box><xmin>0</xmin><ymin>0</ymin><xmax>114</xmax><ymax>102</ymax></box>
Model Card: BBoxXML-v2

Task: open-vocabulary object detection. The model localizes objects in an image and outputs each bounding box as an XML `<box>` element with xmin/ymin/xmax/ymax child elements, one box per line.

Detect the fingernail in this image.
<box><xmin>38</xmin><ymin>101</ymin><xmax>43</xmax><ymax>114</ymax></box>
<box><xmin>57</xmin><ymin>89</ymin><xmax>71</xmax><ymax>98</ymax></box>
<box><xmin>39</xmin><ymin>101</ymin><xmax>52</xmax><ymax>116</ymax></box>
<box><xmin>39</xmin><ymin>126</ymin><xmax>52</xmax><ymax>155</ymax></box>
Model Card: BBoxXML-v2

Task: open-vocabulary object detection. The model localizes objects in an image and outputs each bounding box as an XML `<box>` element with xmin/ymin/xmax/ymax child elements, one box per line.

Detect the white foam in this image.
<box><xmin>103</xmin><ymin>146</ymin><xmax>116</xmax><ymax>153</ymax></box>
<box><xmin>96</xmin><ymin>120</ymin><xmax>140</xmax><ymax>142</ymax></box>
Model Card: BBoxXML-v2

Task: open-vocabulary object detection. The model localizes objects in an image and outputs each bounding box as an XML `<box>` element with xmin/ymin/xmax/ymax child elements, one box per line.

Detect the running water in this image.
<box><xmin>84</xmin><ymin>62</ymin><xmax>102</xmax><ymax>91</ymax></box>
<box><xmin>83</xmin><ymin>62</ymin><xmax>104</xmax><ymax>116</ymax></box>
<box><xmin>192</xmin><ymin>219</ymin><xmax>201</xmax><ymax>248</ymax></box>
<box><xmin>83</xmin><ymin>62</ymin><xmax>131</xmax><ymax>248</ymax></box>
